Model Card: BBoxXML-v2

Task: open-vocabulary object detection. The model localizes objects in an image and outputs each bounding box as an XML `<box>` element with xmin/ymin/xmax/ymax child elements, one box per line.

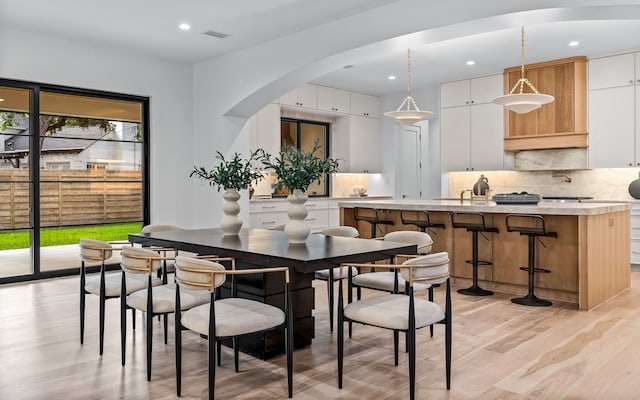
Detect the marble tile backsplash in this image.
<box><xmin>332</xmin><ymin>174</ymin><xmax>369</xmax><ymax>197</ymax></box>
<box><xmin>447</xmin><ymin>168</ymin><xmax>640</xmax><ymax>201</ymax></box>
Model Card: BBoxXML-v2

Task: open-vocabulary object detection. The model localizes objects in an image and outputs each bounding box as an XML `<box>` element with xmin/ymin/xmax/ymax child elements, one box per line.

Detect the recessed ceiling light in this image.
<box><xmin>466</xmin><ymin>60</ymin><xmax>475</xmax><ymax>66</ymax></box>
<box><xmin>569</xmin><ymin>41</ymin><xmax>579</xmax><ymax>47</ymax></box>
<box><xmin>179</xmin><ymin>23</ymin><xmax>191</xmax><ymax>31</ymax></box>
<box><xmin>0</xmin><ymin>99</ymin><xmax>4</xmax><ymax>102</ymax></box>
<box><xmin>388</xmin><ymin>75</ymin><xmax>396</xmax><ymax>80</ymax></box>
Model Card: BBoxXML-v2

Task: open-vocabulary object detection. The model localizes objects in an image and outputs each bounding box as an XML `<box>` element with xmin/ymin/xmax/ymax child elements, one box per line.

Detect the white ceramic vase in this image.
<box><xmin>285</xmin><ymin>189</ymin><xmax>310</xmax><ymax>243</ymax></box>
<box><xmin>221</xmin><ymin>188</ymin><xmax>242</xmax><ymax>235</ymax></box>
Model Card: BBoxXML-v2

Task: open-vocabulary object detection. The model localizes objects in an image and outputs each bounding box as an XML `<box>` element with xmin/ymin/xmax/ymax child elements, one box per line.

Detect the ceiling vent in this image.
<box><xmin>203</xmin><ymin>30</ymin><xmax>230</xmax><ymax>39</ymax></box>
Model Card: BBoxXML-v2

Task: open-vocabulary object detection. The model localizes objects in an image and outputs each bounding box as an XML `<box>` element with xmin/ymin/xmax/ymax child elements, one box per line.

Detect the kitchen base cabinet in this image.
<box><xmin>250</xmin><ymin>199</ymin><xmax>330</xmax><ymax>232</ymax></box>
<box><xmin>631</xmin><ymin>204</ymin><xmax>640</xmax><ymax>265</ymax></box>
<box><xmin>340</xmin><ymin>202</ymin><xmax>630</xmax><ymax>310</ymax></box>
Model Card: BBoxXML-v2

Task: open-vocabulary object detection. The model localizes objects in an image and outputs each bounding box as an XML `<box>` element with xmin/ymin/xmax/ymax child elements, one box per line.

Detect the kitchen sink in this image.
<box><xmin>541</xmin><ymin>196</ymin><xmax>593</xmax><ymax>202</ymax></box>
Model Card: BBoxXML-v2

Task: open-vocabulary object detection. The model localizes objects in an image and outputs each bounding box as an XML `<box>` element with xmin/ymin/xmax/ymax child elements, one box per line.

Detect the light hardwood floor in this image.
<box><xmin>2</xmin><ymin>271</ymin><xmax>640</xmax><ymax>399</ymax></box>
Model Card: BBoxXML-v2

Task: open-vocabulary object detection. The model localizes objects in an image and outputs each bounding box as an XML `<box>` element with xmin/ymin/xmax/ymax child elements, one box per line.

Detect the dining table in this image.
<box><xmin>128</xmin><ymin>227</ymin><xmax>417</xmax><ymax>359</ymax></box>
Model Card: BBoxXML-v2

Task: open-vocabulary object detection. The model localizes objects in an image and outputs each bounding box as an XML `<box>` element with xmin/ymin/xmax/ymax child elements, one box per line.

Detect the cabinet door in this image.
<box><xmin>317</xmin><ymin>86</ymin><xmax>350</xmax><ymax>113</ymax></box>
<box><xmin>351</xmin><ymin>92</ymin><xmax>380</xmax><ymax>117</ymax></box>
<box><xmin>441</xmin><ymin>80</ymin><xmax>470</xmax><ymax>108</ymax></box>
<box><xmin>440</xmin><ymin>106</ymin><xmax>471</xmax><ymax>171</ymax></box>
<box><xmin>256</xmin><ymin>103</ymin><xmax>281</xmax><ymax>157</ymax></box>
<box><xmin>589</xmin><ymin>53</ymin><xmax>635</xmax><ymax>90</ymax></box>
<box><xmin>297</xmin><ymin>83</ymin><xmax>317</xmax><ymax>108</ymax></box>
<box><xmin>279</xmin><ymin>88</ymin><xmax>299</xmax><ymax>107</ymax></box>
<box><xmin>470</xmin><ymin>74</ymin><xmax>504</xmax><ymax>104</ymax></box>
<box><xmin>364</xmin><ymin>117</ymin><xmax>381</xmax><ymax>172</ymax></box>
<box><xmin>348</xmin><ymin>116</ymin><xmax>368</xmax><ymax>172</ymax></box>
<box><xmin>470</xmin><ymin>103</ymin><xmax>505</xmax><ymax>170</ymax></box>
<box><xmin>279</xmin><ymin>83</ymin><xmax>317</xmax><ymax>108</ymax></box>
<box><xmin>588</xmin><ymin>86</ymin><xmax>635</xmax><ymax>168</ymax></box>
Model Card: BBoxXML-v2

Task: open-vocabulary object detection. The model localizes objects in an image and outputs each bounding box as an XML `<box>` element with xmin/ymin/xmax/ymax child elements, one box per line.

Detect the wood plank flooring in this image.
<box><xmin>1</xmin><ymin>271</ymin><xmax>640</xmax><ymax>399</ymax></box>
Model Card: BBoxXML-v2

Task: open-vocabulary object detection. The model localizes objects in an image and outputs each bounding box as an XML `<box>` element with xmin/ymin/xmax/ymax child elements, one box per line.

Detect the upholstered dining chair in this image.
<box><xmin>140</xmin><ymin>224</ymin><xmax>183</xmax><ymax>283</ymax></box>
<box><xmin>174</xmin><ymin>255</ymin><xmax>293</xmax><ymax>400</ymax></box>
<box><xmin>315</xmin><ymin>226</ymin><xmax>360</xmax><ymax>332</ymax></box>
<box><xmin>79</xmin><ymin>238</ymin><xmax>161</xmax><ymax>355</ymax></box>
<box><xmin>337</xmin><ymin>252</ymin><xmax>452</xmax><ymax>400</ymax></box>
<box><xmin>119</xmin><ymin>246</ymin><xmax>210</xmax><ymax>381</ymax></box>
<box><xmin>351</xmin><ymin>230</ymin><xmax>434</xmax><ymax>296</ymax></box>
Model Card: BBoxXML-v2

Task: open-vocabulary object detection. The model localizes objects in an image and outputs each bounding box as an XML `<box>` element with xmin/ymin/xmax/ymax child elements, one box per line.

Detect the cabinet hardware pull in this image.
<box><xmin>306</xmin><ymin>218</ymin><xmax>316</xmax><ymax>221</ymax></box>
<box><xmin>262</xmin><ymin>206</ymin><xmax>276</xmax><ymax>209</ymax></box>
<box><xmin>262</xmin><ymin>221</ymin><xmax>277</xmax><ymax>225</ymax></box>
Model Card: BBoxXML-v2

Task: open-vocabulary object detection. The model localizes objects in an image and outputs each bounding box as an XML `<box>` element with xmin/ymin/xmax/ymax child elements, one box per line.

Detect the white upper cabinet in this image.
<box><xmin>588</xmin><ymin>53</ymin><xmax>636</xmax><ymax>90</ymax></box>
<box><xmin>317</xmin><ymin>85</ymin><xmax>350</xmax><ymax>114</ymax></box>
<box><xmin>440</xmin><ymin>74</ymin><xmax>506</xmax><ymax>172</ymax></box>
<box><xmin>334</xmin><ymin>115</ymin><xmax>381</xmax><ymax>173</ymax></box>
<box><xmin>350</xmin><ymin>92</ymin><xmax>381</xmax><ymax>118</ymax></box>
<box><xmin>441</xmin><ymin>74</ymin><xmax>503</xmax><ymax>108</ymax></box>
<box><xmin>280</xmin><ymin>83</ymin><xmax>317</xmax><ymax>108</ymax></box>
<box><xmin>249</xmin><ymin>103</ymin><xmax>281</xmax><ymax>157</ymax></box>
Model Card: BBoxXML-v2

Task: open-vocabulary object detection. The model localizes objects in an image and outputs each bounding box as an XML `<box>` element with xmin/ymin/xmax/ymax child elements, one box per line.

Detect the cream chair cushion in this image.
<box><xmin>344</xmin><ymin>294</ymin><xmax>445</xmax><ymax>330</ymax></box>
<box><xmin>127</xmin><ymin>283</ymin><xmax>210</xmax><ymax>313</ymax></box>
<box><xmin>315</xmin><ymin>266</ymin><xmax>358</xmax><ymax>280</ymax></box>
<box><xmin>141</xmin><ymin>224</ymin><xmax>183</xmax><ymax>233</ymax></box>
<box><xmin>182</xmin><ymin>298</ymin><xmax>285</xmax><ymax>337</ymax></box>
<box><xmin>320</xmin><ymin>226</ymin><xmax>359</xmax><ymax>238</ymax></box>
<box><xmin>84</xmin><ymin>273</ymin><xmax>161</xmax><ymax>297</ymax></box>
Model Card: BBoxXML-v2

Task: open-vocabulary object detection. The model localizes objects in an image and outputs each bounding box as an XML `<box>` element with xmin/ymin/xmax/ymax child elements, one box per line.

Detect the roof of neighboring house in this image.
<box><xmin>2</xmin><ymin>124</ymin><xmax>110</xmax><ymax>155</ymax></box>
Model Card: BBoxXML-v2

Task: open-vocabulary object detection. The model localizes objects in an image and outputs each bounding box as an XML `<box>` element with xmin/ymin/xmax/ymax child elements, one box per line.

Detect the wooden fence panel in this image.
<box><xmin>0</xmin><ymin>169</ymin><xmax>142</xmax><ymax>229</ymax></box>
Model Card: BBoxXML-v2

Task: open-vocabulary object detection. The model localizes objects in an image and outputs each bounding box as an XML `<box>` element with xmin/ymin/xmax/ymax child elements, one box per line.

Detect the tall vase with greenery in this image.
<box><xmin>260</xmin><ymin>140</ymin><xmax>340</xmax><ymax>243</ymax></box>
<box><xmin>190</xmin><ymin>150</ymin><xmax>264</xmax><ymax>235</ymax></box>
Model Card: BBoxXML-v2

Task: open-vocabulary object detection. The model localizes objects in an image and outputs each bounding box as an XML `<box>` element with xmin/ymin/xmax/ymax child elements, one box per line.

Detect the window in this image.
<box><xmin>278</xmin><ymin>118</ymin><xmax>330</xmax><ymax>196</ymax></box>
<box><xmin>0</xmin><ymin>80</ymin><xmax>149</xmax><ymax>282</ymax></box>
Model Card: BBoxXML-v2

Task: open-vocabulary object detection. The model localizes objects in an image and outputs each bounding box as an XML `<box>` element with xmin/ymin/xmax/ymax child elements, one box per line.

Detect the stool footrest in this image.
<box><xmin>518</xmin><ymin>267</ymin><xmax>551</xmax><ymax>273</ymax></box>
<box><xmin>466</xmin><ymin>260</ymin><xmax>493</xmax><ymax>266</ymax></box>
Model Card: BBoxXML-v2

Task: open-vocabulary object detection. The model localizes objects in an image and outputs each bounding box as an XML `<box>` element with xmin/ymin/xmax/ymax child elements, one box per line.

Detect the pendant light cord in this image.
<box><xmin>407</xmin><ymin>49</ymin><xmax>412</xmax><ymax>97</ymax></box>
<box><xmin>520</xmin><ymin>26</ymin><xmax>526</xmax><ymax>82</ymax></box>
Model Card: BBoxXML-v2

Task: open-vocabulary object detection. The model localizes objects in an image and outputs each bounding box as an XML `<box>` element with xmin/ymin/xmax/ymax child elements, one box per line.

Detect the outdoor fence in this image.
<box><xmin>0</xmin><ymin>169</ymin><xmax>142</xmax><ymax>229</ymax></box>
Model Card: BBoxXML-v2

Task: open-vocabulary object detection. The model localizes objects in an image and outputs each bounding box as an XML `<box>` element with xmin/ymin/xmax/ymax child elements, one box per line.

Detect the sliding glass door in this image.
<box><xmin>0</xmin><ymin>80</ymin><xmax>149</xmax><ymax>282</ymax></box>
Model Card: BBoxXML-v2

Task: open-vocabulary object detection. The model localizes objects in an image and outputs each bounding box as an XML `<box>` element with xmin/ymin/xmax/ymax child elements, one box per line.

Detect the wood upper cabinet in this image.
<box><xmin>503</xmin><ymin>56</ymin><xmax>587</xmax><ymax>151</ymax></box>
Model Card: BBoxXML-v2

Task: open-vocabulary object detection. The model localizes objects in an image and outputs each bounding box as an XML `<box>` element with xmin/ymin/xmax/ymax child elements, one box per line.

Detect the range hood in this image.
<box><xmin>514</xmin><ymin>148</ymin><xmax>589</xmax><ymax>171</ymax></box>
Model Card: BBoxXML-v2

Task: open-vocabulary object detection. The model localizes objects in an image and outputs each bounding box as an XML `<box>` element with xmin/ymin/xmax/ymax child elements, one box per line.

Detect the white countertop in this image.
<box><xmin>250</xmin><ymin>195</ymin><xmax>392</xmax><ymax>203</ymax></box>
<box><xmin>337</xmin><ymin>199</ymin><xmax>630</xmax><ymax>216</ymax></box>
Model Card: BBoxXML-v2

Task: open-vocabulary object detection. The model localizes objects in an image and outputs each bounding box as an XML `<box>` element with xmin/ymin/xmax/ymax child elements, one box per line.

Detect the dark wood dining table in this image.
<box><xmin>128</xmin><ymin>227</ymin><xmax>417</xmax><ymax>359</ymax></box>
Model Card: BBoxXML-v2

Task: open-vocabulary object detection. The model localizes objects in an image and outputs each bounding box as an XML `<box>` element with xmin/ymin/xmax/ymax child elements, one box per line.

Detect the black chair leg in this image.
<box><xmin>216</xmin><ymin>340</ymin><xmax>222</xmax><ymax>367</ymax></box>
<box><xmin>429</xmin><ymin>287</ymin><xmax>434</xmax><ymax>337</ymax></box>
<box><xmin>175</xmin><ymin>286</ymin><xmax>183</xmax><ymax>397</ymax></box>
<box><xmin>163</xmin><ymin>314</ymin><xmax>168</xmax><ymax>345</ymax></box>
<box><xmin>337</xmin><ymin>279</ymin><xmax>344</xmax><ymax>389</ymax></box>
<box><xmin>409</xmin><ymin>327</ymin><xmax>416</xmax><ymax>400</ymax></box>
<box><xmin>146</xmin><ymin>285</ymin><xmax>153</xmax><ymax>381</ymax></box>
<box><xmin>120</xmin><ymin>272</ymin><xmax>127</xmax><ymax>366</ymax></box>
<box><xmin>328</xmin><ymin>271</ymin><xmax>334</xmax><ymax>332</ymax></box>
<box><xmin>394</xmin><ymin>330</ymin><xmax>399</xmax><ymax>366</ymax></box>
<box><xmin>80</xmin><ymin>265</ymin><xmax>85</xmax><ymax>345</ymax></box>
<box><xmin>132</xmin><ymin>309</ymin><xmax>136</xmax><ymax>330</ymax></box>
<box><xmin>234</xmin><ymin>336</ymin><xmax>240</xmax><ymax>373</ymax></box>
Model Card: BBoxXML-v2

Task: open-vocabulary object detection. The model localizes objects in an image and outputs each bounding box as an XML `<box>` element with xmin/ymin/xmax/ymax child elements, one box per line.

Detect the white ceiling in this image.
<box><xmin>3</xmin><ymin>1</ymin><xmax>640</xmax><ymax>96</ymax></box>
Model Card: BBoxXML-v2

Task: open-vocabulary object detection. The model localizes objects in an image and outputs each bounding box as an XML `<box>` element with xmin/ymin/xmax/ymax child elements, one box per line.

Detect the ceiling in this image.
<box><xmin>3</xmin><ymin>1</ymin><xmax>640</xmax><ymax>96</ymax></box>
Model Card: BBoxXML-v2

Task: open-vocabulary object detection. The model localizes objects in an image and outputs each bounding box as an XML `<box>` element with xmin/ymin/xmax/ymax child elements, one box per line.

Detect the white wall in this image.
<box><xmin>0</xmin><ymin>26</ymin><xmax>194</xmax><ymax>227</ymax></box>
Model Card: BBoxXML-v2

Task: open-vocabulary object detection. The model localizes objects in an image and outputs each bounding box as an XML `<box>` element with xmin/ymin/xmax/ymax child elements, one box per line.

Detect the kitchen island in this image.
<box><xmin>339</xmin><ymin>199</ymin><xmax>631</xmax><ymax>310</ymax></box>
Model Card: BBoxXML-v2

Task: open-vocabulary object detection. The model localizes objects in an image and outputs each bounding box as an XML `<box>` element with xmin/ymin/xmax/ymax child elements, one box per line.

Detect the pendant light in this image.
<box><xmin>493</xmin><ymin>26</ymin><xmax>554</xmax><ymax>113</ymax></box>
<box><xmin>384</xmin><ymin>49</ymin><xmax>433</xmax><ymax>125</ymax></box>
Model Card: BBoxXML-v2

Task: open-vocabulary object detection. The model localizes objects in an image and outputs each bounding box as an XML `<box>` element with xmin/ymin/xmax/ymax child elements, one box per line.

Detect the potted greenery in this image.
<box><xmin>190</xmin><ymin>150</ymin><xmax>264</xmax><ymax>235</ymax></box>
<box><xmin>259</xmin><ymin>140</ymin><xmax>340</xmax><ymax>243</ymax></box>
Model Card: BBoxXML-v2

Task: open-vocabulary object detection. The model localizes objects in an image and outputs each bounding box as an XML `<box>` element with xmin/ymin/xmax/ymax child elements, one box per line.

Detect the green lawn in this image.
<box><xmin>0</xmin><ymin>222</ymin><xmax>143</xmax><ymax>250</ymax></box>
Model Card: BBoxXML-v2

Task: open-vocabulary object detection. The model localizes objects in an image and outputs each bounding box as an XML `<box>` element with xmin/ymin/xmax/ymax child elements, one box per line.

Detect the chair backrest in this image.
<box><xmin>175</xmin><ymin>255</ymin><xmax>227</xmax><ymax>292</ymax></box>
<box><xmin>80</xmin><ymin>238</ymin><xmax>113</xmax><ymax>262</ymax></box>
<box><xmin>400</xmin><ymin>252</ymin><xmax>449</xmax><ymax>285</ymax></box>
<box><xmin>121</xmin><ymin>246</ymin><xmax>162</xmax><ymax>274</ymax></box>
<box><xmin>384</xmin><ymin>231</ymin><xmax>433</xmax><ymax>254</ymax></box>
<box><xmin>321</xmin><ymin>226</ymin><xmax>359</xmax><ymax>238</ymax></box>
<box><xmin>141</xmin><ymin>224</ymin><xmax>183</xmax><ymax>233</ymax></box>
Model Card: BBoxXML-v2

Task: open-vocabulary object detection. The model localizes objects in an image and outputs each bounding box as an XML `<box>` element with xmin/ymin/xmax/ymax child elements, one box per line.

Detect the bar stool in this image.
<box><xmin>354</xmin><ymin>207</ymin><xmax>394</xmax><ymax>238</ymax></box>
<box><xmin>450</xmin><ymin>212</ymin><xmax>499</xmax><ymax>296</ymax></box>
<box><xmin>400</xmin><ymin>210</ymin><xmax>445</xmax><ymax>233</ymax></box>
<box><xmin>505</xmin><ymin>214</ymin><xmax>557</xmax><ymax>307</ymax></box>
